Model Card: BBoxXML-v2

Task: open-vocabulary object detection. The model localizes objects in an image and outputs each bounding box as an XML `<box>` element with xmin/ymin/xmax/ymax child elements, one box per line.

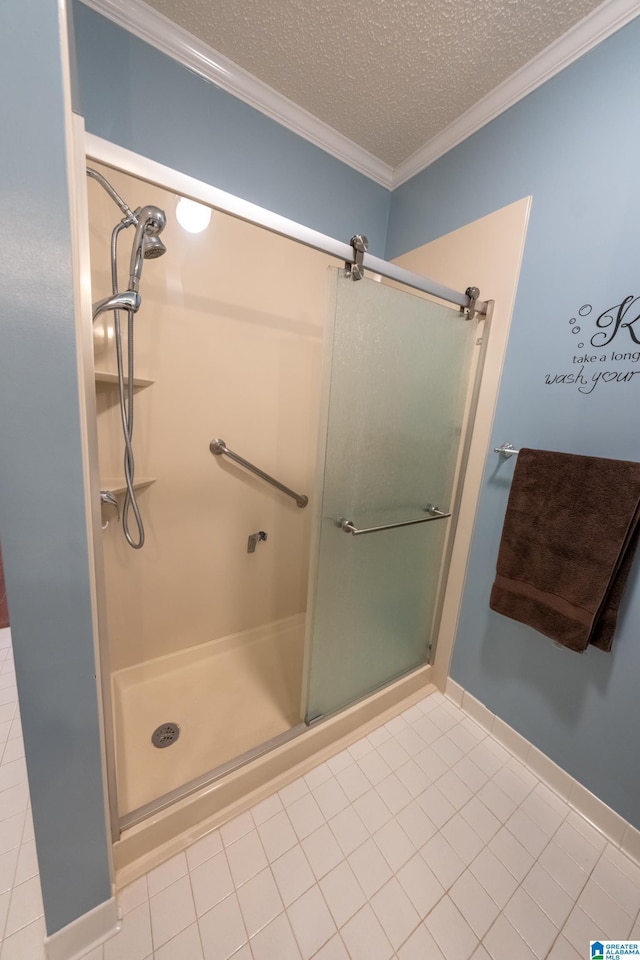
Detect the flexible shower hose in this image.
<box><xmin>111</xmin><ymin>221</ymin><xmax>145</xmax><ymax>549</ymax></box>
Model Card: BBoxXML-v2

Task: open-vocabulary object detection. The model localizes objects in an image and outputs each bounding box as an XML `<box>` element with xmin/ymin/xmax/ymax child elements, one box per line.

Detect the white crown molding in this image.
<box><xmin>79</xmin><ymin>0</ymin><xmax>640</xmax><ymax>193</ymax></box>
<box><xmin>78</xmin><ymin>0</ymin><xmax>394</xmax><ymax>189</ymax></box>
<box><xmin>392</xmin><ymin>0</ymin><xmax>640</xmax><ymax>188</ymax></box>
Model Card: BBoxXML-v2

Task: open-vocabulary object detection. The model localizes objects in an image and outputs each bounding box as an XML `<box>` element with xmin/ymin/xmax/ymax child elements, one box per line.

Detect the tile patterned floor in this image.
<box><xmin>1</xmin><ymin>623</ymin><xmax>640</xmax><ymax>959</ymax></box>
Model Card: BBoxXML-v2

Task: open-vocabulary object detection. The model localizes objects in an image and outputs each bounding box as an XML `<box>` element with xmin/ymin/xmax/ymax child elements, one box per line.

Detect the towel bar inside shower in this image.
<box><xmin>336</xmin><ymin>505</ymin><xmax>450</xmax><ymax>535</ymax></box>
<box><xmin>209</xmin><ymin>438</ymin><xmax>309</xmax><ymax>508</ymax></box>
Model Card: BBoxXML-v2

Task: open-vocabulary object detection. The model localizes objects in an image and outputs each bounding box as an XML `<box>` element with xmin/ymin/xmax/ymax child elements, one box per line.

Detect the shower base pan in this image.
<box><xmin>113</xmin><ymin>660</ymin><xmax>434</xmax><ymax>883</ymax></box>
<box><xmin>111</xmin><ymin>614</ymin><xmax>305</xmax><ymax>817</ymax></box>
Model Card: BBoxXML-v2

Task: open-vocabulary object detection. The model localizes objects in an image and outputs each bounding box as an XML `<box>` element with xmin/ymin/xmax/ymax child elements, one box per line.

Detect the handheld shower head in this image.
<box><xmin>129</xmin><ymin>205</ymin><xmax>167</xmax><ymax>292</ymax></box>
<box><xmin>142</xmin><ymin>234</ymin><xmax>167</xmax><ymax>259</ymax></box>
<box><xmin>89</xmin><ymin>180</ymin><xmax>167</xmax><ymax>551</ymax></box>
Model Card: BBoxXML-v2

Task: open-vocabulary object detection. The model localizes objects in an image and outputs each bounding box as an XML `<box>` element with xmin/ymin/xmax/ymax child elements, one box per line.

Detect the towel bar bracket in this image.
<box><xmin>494</xmin><ymin>442</ymin><xmax>520</xmax><ymax>459</ymax></box>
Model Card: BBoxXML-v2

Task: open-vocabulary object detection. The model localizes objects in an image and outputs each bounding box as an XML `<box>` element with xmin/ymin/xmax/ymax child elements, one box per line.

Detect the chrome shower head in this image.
<box><xmin>129</xmin><ymin>204</ymin><xmax>167</xmax><ymax>292</ymax></box>
<box><xmin>137</xmin><ymin>204</ymin><xmax>166</xmax><ymax>236</ymax></box>
<box><xmin>142</xmin><ymin>234</ymin><xmax>167</xmax><ymax>259</ymax></box>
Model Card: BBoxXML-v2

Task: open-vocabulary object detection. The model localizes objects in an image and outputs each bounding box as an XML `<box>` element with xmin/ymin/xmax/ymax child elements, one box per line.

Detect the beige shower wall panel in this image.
<box><xmin>88</xmin><ymin>164</ymin><xmax>332</xmax><ymax>672</ymax></box>
<box><xmin>393</xmin><ymin>196</ymin><xmax>531</xmax><ymax>688</ymax></box>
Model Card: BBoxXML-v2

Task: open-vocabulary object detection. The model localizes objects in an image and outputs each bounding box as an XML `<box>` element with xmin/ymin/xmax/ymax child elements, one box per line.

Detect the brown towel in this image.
<box><xmin>489</xmin><ymin>449</ymin><xmax>640</xmax><ymax>652</ymax></box>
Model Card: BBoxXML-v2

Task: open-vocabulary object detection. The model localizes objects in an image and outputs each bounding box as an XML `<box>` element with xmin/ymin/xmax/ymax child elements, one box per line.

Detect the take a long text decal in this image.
<box><xmin>546</xmin><ymin>296</ymin><xmax>640</xmax><ymax>395</ymax></box>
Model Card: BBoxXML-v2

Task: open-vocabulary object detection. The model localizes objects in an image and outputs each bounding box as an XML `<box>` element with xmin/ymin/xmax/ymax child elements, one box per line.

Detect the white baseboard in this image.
<box><xmin>444</xmin><ymin>677</ymin><xmax>464</xmax><ymax>706</ymax></box>
<box><xmin>446</xmin><ymin>683</ymin><xmax>640</xmax><ymax>865</ymax></box>
<box><xmin>44</xmin><ymin>896</ymin><xmax>120</xmax><ymax>960</ymax></box>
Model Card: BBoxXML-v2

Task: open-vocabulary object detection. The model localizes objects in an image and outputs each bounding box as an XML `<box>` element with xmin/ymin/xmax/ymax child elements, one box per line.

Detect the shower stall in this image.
<box><xmin>85</xmin><ymin>153</ymin><xmax>487</xmax><ymax>855</ymax></box>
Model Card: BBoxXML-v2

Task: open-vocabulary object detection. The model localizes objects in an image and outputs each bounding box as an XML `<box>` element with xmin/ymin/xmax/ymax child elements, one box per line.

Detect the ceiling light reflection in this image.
<box><xmin>176</xmin><ymin>197</ymin><xmax>212</xmax><ymax>234</ymax></box>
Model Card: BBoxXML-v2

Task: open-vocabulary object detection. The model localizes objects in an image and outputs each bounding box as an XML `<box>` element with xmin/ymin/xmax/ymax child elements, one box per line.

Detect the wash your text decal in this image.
<box><xmin>546</xmin><ymin>296</ymin><xmax>640</xmax><ymax>395</ymax></box>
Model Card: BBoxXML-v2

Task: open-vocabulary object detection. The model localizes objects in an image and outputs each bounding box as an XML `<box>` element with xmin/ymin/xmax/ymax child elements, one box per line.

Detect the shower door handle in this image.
<box><xmin>336</xmin><ymin>505</ymin><xmax>450</xmax><ymax>535</ymax></box>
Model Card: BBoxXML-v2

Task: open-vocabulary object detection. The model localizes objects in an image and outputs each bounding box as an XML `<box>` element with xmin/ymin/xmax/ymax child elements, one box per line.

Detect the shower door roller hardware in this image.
<box><xmin>247</xmin><ymin>530</ymin><xmax>268</xmax><ymax>553</ymax></box>
<box><xmin>344</xmin><ymin>234</ymin><xmax>368</xmax><ymax>281</ymax></box>
<box><xmin>462</xmin><ymin>286</ymin><xmax>480</xmax><ymax>320</ymax></box>
<box><xmin>336</xmin><ymin>505</ymin><xmax>451</xmax><ymax>536</ymax></box>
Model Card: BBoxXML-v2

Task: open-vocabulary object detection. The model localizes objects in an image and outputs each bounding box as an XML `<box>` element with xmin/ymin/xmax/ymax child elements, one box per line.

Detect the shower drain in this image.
<box><xmin>151</xmin><ymin>722</ymin><xmax>181</xmax><ymax>748</ymax></box>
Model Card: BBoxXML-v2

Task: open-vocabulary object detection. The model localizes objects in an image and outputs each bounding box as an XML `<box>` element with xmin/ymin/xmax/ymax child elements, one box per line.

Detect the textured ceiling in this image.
<box><xmin>142</xmin><ymin>0</ymin><xmax>605</xmax><ymax>167</ymax></box>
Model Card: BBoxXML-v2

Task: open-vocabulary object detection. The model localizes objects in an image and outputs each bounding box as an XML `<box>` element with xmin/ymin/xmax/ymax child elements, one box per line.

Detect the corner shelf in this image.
<box><xmin>100</xmin><ymin>478</ymin><xmax>156</xmax><ymax>496</ymax></box>
<box><xmin>95</xmin><ymin>370</ymin><xmax>155</xmax><ymax>389</ymax></box>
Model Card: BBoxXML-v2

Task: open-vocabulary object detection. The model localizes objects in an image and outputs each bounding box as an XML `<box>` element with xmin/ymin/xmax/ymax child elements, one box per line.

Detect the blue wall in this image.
<box><xmin>388</xmin><ymin>17</ymin><xmax>640</xmax><ymax>828</ymax></box>
<box><xmin>0</xmin><ymin>0</ymin><xmax>112</xmax><ymax>935</ymax></box>
<box><xmin>72</xmin><ymin>3</ymin><xmax>391</xmax><ymax>255</ymax></box>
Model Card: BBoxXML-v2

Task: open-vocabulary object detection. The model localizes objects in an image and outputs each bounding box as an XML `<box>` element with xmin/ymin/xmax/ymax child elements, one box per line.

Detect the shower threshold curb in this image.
<box><xmin>114</xmin><ymin>664</ymin><xmax>433</xmax><ymax>885</ymax></box>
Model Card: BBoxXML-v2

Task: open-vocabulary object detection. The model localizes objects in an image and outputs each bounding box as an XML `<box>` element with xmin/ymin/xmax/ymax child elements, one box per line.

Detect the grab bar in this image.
<box><xmin>209</xmin><ymin>438</ymin><xmax>309</xmax><ymax>508</ymax></box>
<box><xmin>337</xmin><ymin>505</ymin><xmax>450</xmax><ymax>535</ymax></box>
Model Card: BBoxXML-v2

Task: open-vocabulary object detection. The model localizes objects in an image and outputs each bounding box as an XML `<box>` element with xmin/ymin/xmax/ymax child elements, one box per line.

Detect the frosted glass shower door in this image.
<box><xmin>305</xmin><ymin>270</ymin><xmax>478</xmax><ymax>721</ymax></box>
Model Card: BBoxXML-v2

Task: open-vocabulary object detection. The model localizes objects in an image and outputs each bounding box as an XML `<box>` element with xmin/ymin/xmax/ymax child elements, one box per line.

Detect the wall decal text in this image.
<box><xmin>545</xmin><ymin>297</ymin><xmax>640</xmax><ymax>394</ymax></box>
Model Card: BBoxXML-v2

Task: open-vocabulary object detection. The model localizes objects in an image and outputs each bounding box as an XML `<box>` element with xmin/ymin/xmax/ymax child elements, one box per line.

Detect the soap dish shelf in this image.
<box><xmin>100</xmin><ymin>478</ymin><xmax>156</xmax><ymax>496</ymax></box>
<box><xmin>94</xmin><ymin>371</ymin><xmax>154</xmax><ymax>389</ymax></box>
